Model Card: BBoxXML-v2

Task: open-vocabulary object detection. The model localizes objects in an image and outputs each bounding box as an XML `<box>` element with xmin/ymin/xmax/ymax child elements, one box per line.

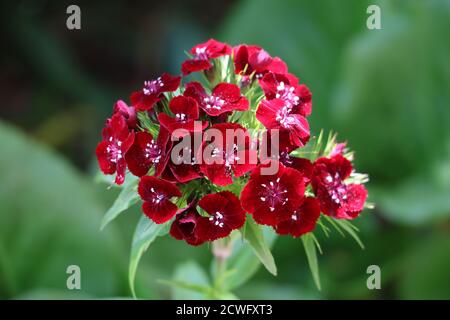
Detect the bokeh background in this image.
<box><xmin>1</xmin><ymin>0</ymin><xmax>450</xmax><ymax>299</ymax></box>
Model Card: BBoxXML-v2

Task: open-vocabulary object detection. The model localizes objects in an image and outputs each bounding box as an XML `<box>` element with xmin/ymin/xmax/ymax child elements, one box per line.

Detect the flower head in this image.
<box><xmin>241</xmin><ymin>161</ymin><xmax>306</xmax><ymax>226</ymax></box>
<box><xmin>184</xmin><ymin>82</ymin><xmax>249</xmax><ymax>117</ymax></box>
<box><xmin>130</xmin><ymin>73</ymin><xmax>181</xmax><ymax>111</ymax></box>
<box><xmin>199</xmin><ymin>123</ymin><xmax>257</xmax><ymax>186</ymax></box>
<box><xmin>196</xmin><ymin>191</ymin><xmax>246</xmax><ymax>241</ymax></box>
<box><xmin>182</xmin><ymin>39</ymin><xmax>232</xmax><ymax>75</ymax></box>
<box><xmin>138</xmin><ymin>176</ymin><xmax>182</xmax><ymax>224</ymax></box>
<box><xmin>312</xmin><ymin>154</ymin><xmax>367</xmax><ymax>219</ymax></box>
<box><xmin>96</xmin><ymin>113</ymin><xmax>135</xmax><ymax>185</ymax></box>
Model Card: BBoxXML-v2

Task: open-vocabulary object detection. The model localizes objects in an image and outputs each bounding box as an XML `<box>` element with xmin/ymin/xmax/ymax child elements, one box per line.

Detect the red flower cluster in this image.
<box><xmin>96</xmin><ymin>39</ymin><xmax>368</xmax><ymax>246</ymax></box>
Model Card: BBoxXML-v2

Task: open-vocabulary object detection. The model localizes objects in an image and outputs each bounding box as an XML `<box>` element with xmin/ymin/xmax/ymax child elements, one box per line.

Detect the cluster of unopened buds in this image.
<box><xmin>96</xmin><ymin>39</ymin><xmax>369</xmax><ymax>246</ymax></box>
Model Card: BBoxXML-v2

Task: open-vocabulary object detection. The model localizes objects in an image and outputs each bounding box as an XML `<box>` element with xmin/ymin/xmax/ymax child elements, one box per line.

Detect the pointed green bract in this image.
<box><xmin>302</xmin><ymin>233</ymin><xmax>321</xmax><ymax>290</ymax></box>
<box><xmin>100</xmin><ymin>178</ymin><xmax>139</xmax><ymax>230</ymax></box>
<box><xmin>242</xmin><ymin>217</ymin><xmax>277</xmax><ymax>276</ymax></box>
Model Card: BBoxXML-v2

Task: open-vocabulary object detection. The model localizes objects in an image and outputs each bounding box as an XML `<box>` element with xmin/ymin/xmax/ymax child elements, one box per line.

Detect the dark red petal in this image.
<box><xmin>160</xmin><ymin>73</ymin><xmax>181</xmax><ymax>92</ymax></box>
<box><xmin>154</xmin><ymin>127</ymin><xmax>173</xmax><ymax>177</ymax></box>
<box><xmin>267</xmin><ymin>57</ymin><xmax>288</xmax><ymax>74</ymax></box>
<box><xmin>138</xmin><ymin>176</ymin><xmax>182</xmax><ymax>201</ymax></box>
<box><xmin>181</xmin><ymin>59</ymin><xmax>212</xmax><ymax>76</ymax></box>
<box><xmin>233</xmin><ymin>45</ymin><xmax>249</xmax><ymax>74</ymax></box>
<box><xmin>125</xmin><ymin>131</ymin><xmax>154</xmax><ymax>177</ymax></box>
<box><xmin>198</xmin><ymin>193</ymin><xmax>228</xmax><ymax>215</ymax></box>
<box><xmin>196</xmin><ymin>191</ymin><xmax>245</xmax><ymax>240</ymax></box>
<box><xmin>232</xmin><ymin>149</ymin><xmax>258</xmax><ymax>178</ymax></box>
<box><xmin>169</xmin><ymin>96</ymin><xmax>199</xmax><ymax>119</ymax></box>
<box><xmin>343</xmin><ymin>184</ymin><xmax>367</xmax><ymax>217</ymax></box>
<box><xmin>249</xmin><ymin>49</ymin><xmax>272</xmax><ymax>72</ymax></box>
<box><xmin>275</xmin><ymin>197</ymin><xmax>320</xmax><ymax>237</ymax></box>
<box><xmin>196</xmin><ymin>217</ymin><xmax>231</xmax><ymax>241</ymax></box>
<box><xmin>115</xmin><ymin>157</ymin><xmax>127</xmax><ymax>185</ymax></box>
<box><xmin>130</xmin><ymin>91</ymin><xmax>159</xmax><ymax>112</ymax></box>
<box><xmin>160</xmin><ymin>166</ymin><xmax>178</xmax><ymax>183</ymax></box>
<box><xmin>218</xmin><ymin>191</ymin><xmax>246</xmax><ymax>230</ymax></box>
<box><xmin>294</xmin><ymin>84</ymin><xmax>312</xmax><ymax>116</ymax></box>
<box><xmin>169</xmin><ymin>208</ymin><xmax>206</xmax><ymax>246</ymax></box>
<box><xmin>169</xmin><ymin>162</ymin><xmax>202</xmax><ymax>183</ymax></box>
<box><xmin>109</xmin><ymin>113</ymin><xmax>130</xmax><ymax>141</ymax></box>
<box><xmin>113</xmin><ymin>100</ymin><xmax>137</xmax><ymax>129</ymax></box>
<box><xmin>240</xmin><ymin>161</ymin><xmax>305</xmax><ymax>226</ymax></box>
<box><xmin>288</xmin><ymin>157</ymin><xmax>313</xmax><ymax>185</ymax></box>
<box><xmin>96</xmin><ymin>141</ymin><xmax>116</xmax><ymax>175</ymax></box>
<box><xmin>213</xmin><ymin>83</ymin><xmax>241</xmax><ymax>102</ymax></box>
<box><xmin>226</xmin><ymin>97</ymin><xmax>249</xmax><ymax>112</ymax></box>
<box><xmin>256</xmin><ymin>99</ymin><xmax>284</xmax><ymax>129</ymax></box>
<box><xmin>142</xmin><ymin>200</ymin><xmax>178</xmax><ymax>224</ymax></box>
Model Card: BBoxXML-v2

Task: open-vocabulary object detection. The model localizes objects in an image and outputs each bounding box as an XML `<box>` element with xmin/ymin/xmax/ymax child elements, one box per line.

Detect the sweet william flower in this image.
<box><xmin>196</xmin><ymin>191</ymin><xmax>246</xmax><ymax>241</ymax></box>
<box><xmin>168</xmin><ymin>132</ymin><xmax>203</xmax><ymax>183</ymax></box>
<box><xmin>256</xmin><ymin>98</ymin><xmax>310</xmax><ymax>148</ymax></box>
<box><xmin>170</xmin><ymin>205</ymin><xmax>206</xmax><ymax>246</ymax></box>
<box><xmin>259</xmin><ymin>73</ymin><xmax>312</xmax><ymax>116</ymax></box>
<box><xmin>125</xmin><ymin>127</ymin><xmax>172</xmax><ymax>177</ymax></box>
<box><xmin>157</xmin><ymin>95</ymin><xmax>208</xmax><ymax>137</ymax></box>
<box><xmin>184</xmin><ymin>82</ymin><xmax>249</xmax><ymax>117</ymax></box>
<box><xmin>138</xmin><ymin>176</ymin><xmax>182</xmax><ymax>224</ymax></box>
<box><xmin>130</xmin><ymin>73</ymin><xmax>181</xmax><ymax>111</ymax></box>
<box><xmin>312</xmin><ymin>154</ymin><xmax>368</xmax><ymax>219</ymax></box>
<box><xmin>181</xmin><ymin>39</ymin><xmax>231</xmax><ymax>75</ymax></box>
<box><xmin>199</xmin><ymin>123</ymin><xmax>257</xmax><ymax>186</ymax></box>
<box><xmin>96</xmin><ymin>113</ymin><xmax>135</xmax><ymax>185</ymax></box>
<box><xmin>241</xmin><ymin>161</ymin><xmax>306</xmax><ymax>226</ymax></box>
<box><xmin>275</xmin><ymin>197</ymin><xmax>320</xmax><ymax>237</ymax></box>
<box><xmin>233</xmin><ymin>45</ymin><xmax>287</xmax><ymax>78</ymax></box>
<box><xmin>113</xmin><ymin>100</ymin><xmax>137</xmax><ymax>129</ymax></box>
<box><xmin>260</xmin><ymin>129</ymin><xmax>313</xmax><ymax>185</ymax></box>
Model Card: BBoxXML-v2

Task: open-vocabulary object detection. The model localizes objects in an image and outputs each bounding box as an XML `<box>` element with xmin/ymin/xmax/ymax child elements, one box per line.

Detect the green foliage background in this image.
<box><xmin>1</xmin><ymin>0</ymin><xmax>450</xmax><ymax>299</ymax></box>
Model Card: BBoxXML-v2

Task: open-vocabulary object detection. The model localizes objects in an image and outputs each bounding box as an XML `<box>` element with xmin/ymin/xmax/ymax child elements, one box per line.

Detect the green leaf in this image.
<box><xmin>0</xmin><ymin>121</ymin><xmax>124</xmax><ymax>298</ymax></box>
<box><xmin>242</xmin><ymin>217</ymin><xmax>277</xmax><ymax>276</ymax></box>
<box><xmin>302</xmin><ymin>233</ymin><xmax>321</xmax><ymax>290</ymax></box>
<box><xmin>334</xmin><ymin>219</ymin><xmax>365</xmax><ymax>249</ymax></box>
<box><xmin>225</xmin><ymin>230</ymin><xmax>276</xmax><ymax>291</ymax></box>
<box><xmin>100</xmin><ymin>178</ymin><xmax>139</xmax><ymax>230</ymax></box>
<box><xmin>129</xmin><ymin>216</ymin><xmax>170</xmax><ymax>298</ymax></box>
<box><xmin>170</xmin><ymin>261</ymin><xmax>211</xmax><ymax>300</ymax></box>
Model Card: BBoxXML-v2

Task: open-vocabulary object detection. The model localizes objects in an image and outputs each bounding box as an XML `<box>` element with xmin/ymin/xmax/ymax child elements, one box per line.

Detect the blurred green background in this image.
<box><xmin>1</xmin><ymin>0</ymin><xmax>450</xmax><ymax>299</ymax></box>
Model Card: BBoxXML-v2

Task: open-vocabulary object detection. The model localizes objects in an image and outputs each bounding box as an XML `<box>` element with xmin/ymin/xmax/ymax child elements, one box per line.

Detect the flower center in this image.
<box><xmin>260</xmin><ymin>177</ymin><xmax>288</xmax><ymax>212</ymax></box>
<box><xmin>203</xmin><ymin>95</ymin><xmax>225</xmax><ymax>111</ymax></box>
<box><xmin>149</xmin><ymin>187</ymin><xmax>166</xmax><ymax>204</ymax></box>
<box><xmin>194</xmin><ymin>47</ymin><xmax>209</xmax><ymax>60</ymax></box>
<box><xmin>143</xmin><ymin>77</ymin><xmax>164</xmax><ymax>95</ymax></box>
<box><xmin>175</xmin><ymin>113</ymin><xmax>187</xmax><ymax>122</ymax></box>
<box><xmin>106</xmin><ymin>137</ymin><xmax>123</xmax><ymax>163</ymax></box>
<box><xmin>275</xmin><ymin>81</ymin><xmax>300</xmax><ymax>106</ymax></box>
<box><xmin>145</xmin><ymin>140</ymin><xmax>161</xmax><ymax>164</ymax></box>
<box><xmin>209</xmin><ymin>211</ymin><xmax>224</xmax><ymax>227</ymax></box>
<box><xmin>211</xmin><ymin>144</ymin><xmax>240</xmax><ymax>176</ymax></box>
<box><xmin>324</xmin><ymin>173</ymin><xmax>348</xmax><ymax>204</ymax></box>
<box><xmin>275</xmin><ymin>105</ymin><xmax>296</xmax><ymax>128</ymax></box>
